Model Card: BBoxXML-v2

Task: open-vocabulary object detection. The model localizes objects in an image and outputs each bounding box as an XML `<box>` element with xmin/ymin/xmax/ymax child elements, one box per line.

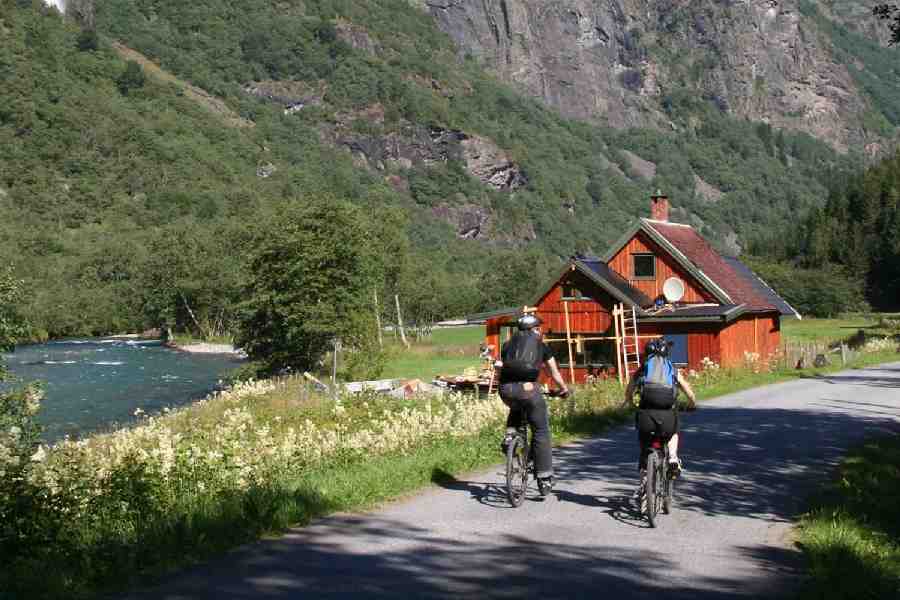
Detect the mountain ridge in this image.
<box><xmin>415</xmin><ymin>0</ymin><xmax>898</xmax><ymax>155</ymax></box>
<box><xmin>2</xmin><ymin>0</ymin><xmax>892</xmax><ymax>337</ymax></box>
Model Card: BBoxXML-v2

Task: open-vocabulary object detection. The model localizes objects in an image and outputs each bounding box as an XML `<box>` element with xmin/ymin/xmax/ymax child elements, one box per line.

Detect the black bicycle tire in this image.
<box><xmin>506</xmin><ymin>434</ymin><xmax>528</xmax><ymax>507</ymax></box>
<box><xmin>663</xmin><ymin>462</ymin><xmax>674</xmax><ymax>514</ymax></box>
<box><xmin>645</xmin><ymin>451</ymin><xmax>659</xmax><ymax>527</ymax></box>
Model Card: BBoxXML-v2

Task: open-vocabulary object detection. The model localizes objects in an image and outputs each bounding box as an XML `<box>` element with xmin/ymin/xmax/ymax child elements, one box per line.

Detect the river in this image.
<box><xmin>1</xmin><ymin>339</ymin><xmax>243</xmax><ymax>442</ymax></box>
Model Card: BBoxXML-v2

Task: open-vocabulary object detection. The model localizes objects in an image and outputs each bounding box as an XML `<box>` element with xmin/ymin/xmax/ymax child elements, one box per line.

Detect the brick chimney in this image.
<box><xmin>650</xmin><ymin>190</ymin><xmax>669</xmax><ymax>222</ymax></box>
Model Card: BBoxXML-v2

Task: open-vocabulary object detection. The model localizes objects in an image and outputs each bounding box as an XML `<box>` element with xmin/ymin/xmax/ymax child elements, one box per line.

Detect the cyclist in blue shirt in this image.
<box><xmin>624</xmin><ymin>338</ymin><xmax>696</xmax><ymax>509</ymax></box>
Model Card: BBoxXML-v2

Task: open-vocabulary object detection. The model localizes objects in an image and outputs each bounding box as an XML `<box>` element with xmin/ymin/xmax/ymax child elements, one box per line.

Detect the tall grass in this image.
<box><xmin>0</xmin><ymin>374</ymin><xmax>626</xmax><ymax>598</ymax></box>
<box><xmin>797</xmin><ymin>435</ymin><xmax>900</xmax><ymax>600</ymax></box>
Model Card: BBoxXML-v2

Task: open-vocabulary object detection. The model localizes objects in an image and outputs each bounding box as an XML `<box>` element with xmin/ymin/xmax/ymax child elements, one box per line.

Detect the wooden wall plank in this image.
<box><xmin>718</xmin><ymin>315</ymin><xmax>782</xmax><ymax>368</ymax></box>
<box><xmin>607</xmin><ymin>232</ymin><xmax>716</xmax><ymax>304</ymax></box>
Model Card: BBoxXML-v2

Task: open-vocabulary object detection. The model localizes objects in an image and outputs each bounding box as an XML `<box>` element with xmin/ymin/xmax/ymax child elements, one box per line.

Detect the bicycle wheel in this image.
<box><xmin>645</xmin><ymin>451</ymin><xmax>659</xmax><ymax>527</ymax></box>
<box><xmin>506</xmin><ymin>434</ymin><xmax>529</xmax><ymax>507</ymax></box>
<box><xmin>663</xmin><ymin>462</ymin><xmax>674</xmax><ymax>514</ymax></box>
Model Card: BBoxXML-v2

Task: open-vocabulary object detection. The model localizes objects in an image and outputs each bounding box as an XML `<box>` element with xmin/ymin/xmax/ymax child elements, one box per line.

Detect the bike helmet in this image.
<box><xmin>646</xmin><ymin>338</ymin><xmax>670</xmax><ymax>358</ymax></box>
<box><xmin>516</xmin><ymin>313</ymin><xmax>542</xmax><ymax>331</ymax></box>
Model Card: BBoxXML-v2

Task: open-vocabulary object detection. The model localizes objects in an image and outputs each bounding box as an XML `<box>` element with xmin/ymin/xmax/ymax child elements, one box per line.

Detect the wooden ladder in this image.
<box><xmin>613</xmin><ymin>304</ymin><xmax>641</xmax><ymax>384</ymax></box>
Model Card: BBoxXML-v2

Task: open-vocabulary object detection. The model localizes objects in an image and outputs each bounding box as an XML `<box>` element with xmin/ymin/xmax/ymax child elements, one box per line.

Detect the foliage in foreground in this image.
<box><xmin>797</xmin><ymin>434</ymin><xmax>900</xmax><ymax>600</ymax></box>
<box><xmin>0</xmin><ymin>374</ymin><xmax>626</xmax><ymax>598</ymax></box>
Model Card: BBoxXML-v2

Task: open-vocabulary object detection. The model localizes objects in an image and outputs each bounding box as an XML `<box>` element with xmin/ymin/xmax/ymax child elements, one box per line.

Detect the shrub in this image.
<box><xmin>116</xmin><ymin>60</ymin><xmax>145</xmax><ymax>95</ymax></box>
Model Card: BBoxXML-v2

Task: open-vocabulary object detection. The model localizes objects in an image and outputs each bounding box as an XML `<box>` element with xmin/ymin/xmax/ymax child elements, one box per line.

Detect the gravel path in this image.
<box><xmin>122</xmin><ymin>362</ymin><xmax>900</xmax><ymax>599</ymax></box>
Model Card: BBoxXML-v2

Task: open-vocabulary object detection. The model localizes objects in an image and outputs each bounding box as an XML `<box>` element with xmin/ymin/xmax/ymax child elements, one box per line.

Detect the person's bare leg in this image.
<box><xmin>667</xmin><ymin>433</ymin><xmax>680</xmax><ymax>462</ymax></box>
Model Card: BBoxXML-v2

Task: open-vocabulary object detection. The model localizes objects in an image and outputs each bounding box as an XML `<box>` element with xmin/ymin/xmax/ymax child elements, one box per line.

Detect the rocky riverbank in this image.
<box><xmin>174</xmin><ymin>342</ymin><xmax>248</xmax><ymax>358</ymax></box>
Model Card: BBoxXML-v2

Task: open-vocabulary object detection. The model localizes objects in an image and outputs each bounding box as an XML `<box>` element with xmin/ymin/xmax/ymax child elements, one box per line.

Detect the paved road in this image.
<box><xmin>123</xmin><ymin>363</ymin><xmax>900</xmax><ymax>599</ymax></box>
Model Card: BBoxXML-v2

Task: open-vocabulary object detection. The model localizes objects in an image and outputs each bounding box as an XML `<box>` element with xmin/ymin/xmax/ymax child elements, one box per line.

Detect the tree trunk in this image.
<box><xmin>395</xmin><ymin>294</ymin><xmax>410</xmax><ymax>349</ymax></box>
<box><xmin>178</xmin><ymin>291</ymin><xmax>209</xmax><ymax>340</ymax></box>
<box><xmin>373</xmin><ymin>289</ymin><xmax>383</xmax><ymax>349</ymax></box>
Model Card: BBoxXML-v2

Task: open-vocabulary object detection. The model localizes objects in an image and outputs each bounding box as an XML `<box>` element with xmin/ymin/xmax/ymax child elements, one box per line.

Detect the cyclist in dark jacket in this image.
<box><xmin>623</xmin><ymin>338</ymin><xmax>696</xmax><ymax>508</ymax></box>
<box><xmin>494</xmin><ymin>313</ymin><xmax>569</xmax><ymax>495</ymax></box>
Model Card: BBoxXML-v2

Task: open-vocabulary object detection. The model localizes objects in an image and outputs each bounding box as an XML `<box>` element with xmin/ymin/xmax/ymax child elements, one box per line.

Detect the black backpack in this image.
<box><xmin>501</xmin><ymin>332</ymin><xmax>543</xmax><ymax>382</ymax></box>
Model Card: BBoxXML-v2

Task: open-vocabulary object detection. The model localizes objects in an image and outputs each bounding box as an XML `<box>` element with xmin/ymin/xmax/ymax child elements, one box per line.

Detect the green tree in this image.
<box><xmin>116</xmin><ymin>60</ymin><xmax>145</xmax><ymax>95</ymax></box>
<box><xmin>743</xmin><ymin>258</ymin><xmax>868</xmax><ymax>317</ymax></box>
<box><xmin>236</xmin><ymin>198</ymin><xmax>383</xmax><ymax>374</ymax></box>
<box><xmin>137</xmin><ymin>223</ymin><xmax>244</xmax><ymax>339</ymax></box>
<box><xmin>0</xmin><ymin>268</ymin><xmax>24</xmax><ymax>379</ymax></box>
<box><xmin>0</xmin><ymin>268</ymin><xmax>43</xmax><ymax>599</ymax></box>
<box><xmin>76</xmin><ymin>28</ymin><xmax>99</xmax><ymax>52</ymax></box>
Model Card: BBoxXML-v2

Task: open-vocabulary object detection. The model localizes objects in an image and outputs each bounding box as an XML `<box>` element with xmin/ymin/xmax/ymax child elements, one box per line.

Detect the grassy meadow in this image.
<box><xmin>380</xmin><ymin>325</ymin><xmax>483</xmax><ymax>381</ymax></box>
<box><xmin>782</xmin><ymin>313</ymin><xmax>900</xmax><ymax>343</ymax></box>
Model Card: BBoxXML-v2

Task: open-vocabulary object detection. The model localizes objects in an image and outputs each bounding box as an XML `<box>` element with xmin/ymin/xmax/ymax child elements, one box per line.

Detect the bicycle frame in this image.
<box><xmin>645</xmin><ymin>435</ymin><xmax>674</xmax><ymax>527</ymax></box>
<box><xmin>505</xmin><ymin>410</ymin><xmax>532</xmax><ymax>507</ymax></box>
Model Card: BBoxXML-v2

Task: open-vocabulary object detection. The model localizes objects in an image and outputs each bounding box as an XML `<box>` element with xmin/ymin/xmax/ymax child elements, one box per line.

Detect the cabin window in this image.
<box><xmin>663</xmin><ymin>334</ymin><xmax>688</xmax><ymax>366</ymax></box>
<box><xmin>561</xmin><ymin>284</ymin><xmax>592</xmax><ymax>300</ymax></box>
<box><xmin>632</xmin><ymin>254</ymin><xmax>656</xmax><ymax>279</ymax></box>
<box><xmin>545</xmin><ymin>336</ymin><xmax>615</xmax><ymax>368</ymax></box>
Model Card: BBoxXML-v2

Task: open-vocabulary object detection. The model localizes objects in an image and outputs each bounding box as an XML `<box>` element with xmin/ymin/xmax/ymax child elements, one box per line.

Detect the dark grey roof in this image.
<box><xmin>639</xmin><ymin>304</ymin><xmax>748</xmax><ymax>323</ymax></box>
<box><xmin>577</xmin><ymin>260</ymin><xmax>653</xmax><ymax>308</ymax></box>
<box><xmin>722</xmin><ymin>258</ymin><xmax>801</xmax><ymax>318</ymax></box>
<box><xmin>465</xmin><ymin>307</ymin><xmax>520</xmax><ymax>323</ymax></box>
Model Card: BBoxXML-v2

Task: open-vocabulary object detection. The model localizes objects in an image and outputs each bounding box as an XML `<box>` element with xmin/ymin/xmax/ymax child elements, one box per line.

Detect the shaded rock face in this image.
<box><xmin>320</xmin><ymin>113</ymin><xmax>526</xmax><ymax>191</ymax></box>
<box><xmin>460</xmin><ymin>135</ymin><xmax>526</xmax><ymax>190</ymax></box>
<box><xmin>421</xmin><ymin>0</ymin><xmax>877</xmax><ymax>151</ymax></box>
<box><xmin>694</xmin><ymin>173</ymin><xmax>723</xmax><ymax>203</ymax></box>
<box><xmin>430</xmin><ymin>201</ymin><xmax>537</xmax><ymax>242</ymax></box>
<box><xmin>256</xmin><ymin>162</ymin><xmax>276</xmax><ymax>178</ymax></box>
<box><xmin>431</xmin><ymin>202</ymin><xmax>491</xmax><ymax>239</ymax></box>
<box><xmin>335</xmin><ymin>20</ymin><xmax>381</xmax><ymax>55</ymax></box>
<box><xmin>425</xmin><ymin>0</ymin><xmax>646</xmax><ymax>129</ymax></box>
<box><xmin>621</xmin><ymin>149</ymin><xmax>655</xmax><ymax>180</ymax></box>
<box><xmin>243</xmin><ymin>80</ymin><xmax>325</xmax><ymax>113</ymax></box>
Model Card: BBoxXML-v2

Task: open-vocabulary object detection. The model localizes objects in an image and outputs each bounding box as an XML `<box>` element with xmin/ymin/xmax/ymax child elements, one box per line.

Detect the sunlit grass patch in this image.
<box><xmin>797</xmin><ymin>434</ymin><xmax>900</xmax><ymax>600</ymax></box>
<box><xmin>783</xmin><ymin>314</ymin><xmax>898</xmax><ymax>344</ymax></box>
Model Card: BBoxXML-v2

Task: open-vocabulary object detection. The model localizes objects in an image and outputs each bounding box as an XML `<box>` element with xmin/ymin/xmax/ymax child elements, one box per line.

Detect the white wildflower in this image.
<box><xmin>30</xmin><ymin>445</ymin><xmax>47</xmax><ymax>463</ymax></box>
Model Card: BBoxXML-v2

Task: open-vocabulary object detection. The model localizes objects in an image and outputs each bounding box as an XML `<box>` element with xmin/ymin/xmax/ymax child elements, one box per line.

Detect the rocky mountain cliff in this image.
<box><xmin>416</xmin><ymin>0</ymin><xmax>895</xmax><ymax>154</ymax></box>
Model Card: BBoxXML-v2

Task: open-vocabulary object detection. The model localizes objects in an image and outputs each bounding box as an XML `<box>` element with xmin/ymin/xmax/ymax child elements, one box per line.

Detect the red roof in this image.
<box><xmin>645</xmin><ymin>221</ymin><xmax>776</xmax><ymax>311</ymax></box>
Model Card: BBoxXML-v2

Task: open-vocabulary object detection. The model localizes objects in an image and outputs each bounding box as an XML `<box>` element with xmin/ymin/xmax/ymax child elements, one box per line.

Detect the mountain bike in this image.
<box><xmin>643</xmin><ymin>434</ymin><xmax>675</xmax><ymax>527</ymax></box>
<box><xmin>504</xmin><ymin>388</ymin><xmax>567</xmax><ymax>507</ymax></box>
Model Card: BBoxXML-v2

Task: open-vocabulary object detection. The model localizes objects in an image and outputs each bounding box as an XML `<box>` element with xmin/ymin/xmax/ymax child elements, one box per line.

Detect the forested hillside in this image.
<box><xmin>0</xmin><ymin>0</ymin><xmax>886</xmax><ymax>339</ymax></box>
<box><xmin>750</xmin><ymin>150</ymin><xmax>900</xmax><ymax>314</ymax></box>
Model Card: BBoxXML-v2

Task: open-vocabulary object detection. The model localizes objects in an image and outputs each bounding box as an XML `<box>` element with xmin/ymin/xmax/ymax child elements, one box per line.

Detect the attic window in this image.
<box><xmin>562</xmin><ymin>284</ymin><xmax>592</xmax><ymax>300</ymax></box>
<box><xmin>632</xmin><ymin>254</ymin><xmax>655</xmax><ymax>279</ymax></box>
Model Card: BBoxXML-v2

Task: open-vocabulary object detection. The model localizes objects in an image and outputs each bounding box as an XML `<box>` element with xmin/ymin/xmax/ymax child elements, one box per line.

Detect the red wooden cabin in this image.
<box><xmin>477</xmin><ymin>193</ymin><xmax>799</xmax><ymax>383</ymax></box>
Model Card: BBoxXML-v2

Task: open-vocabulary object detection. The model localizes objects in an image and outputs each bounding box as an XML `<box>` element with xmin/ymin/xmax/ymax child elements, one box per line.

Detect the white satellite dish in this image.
<box><xmin>662</xmin><ymin>277</ymin><xmax>685</xmax><ymax>303</ymax></box>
